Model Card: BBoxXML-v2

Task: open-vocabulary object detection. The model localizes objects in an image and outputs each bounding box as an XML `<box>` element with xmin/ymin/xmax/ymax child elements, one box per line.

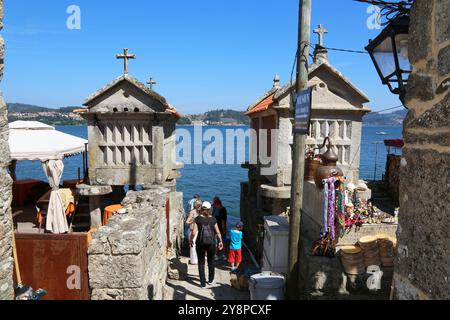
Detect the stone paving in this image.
<box><xmin>164</xmin><ymin>255</ymin><xmax>251</xmax><ymax>301</ymax></box>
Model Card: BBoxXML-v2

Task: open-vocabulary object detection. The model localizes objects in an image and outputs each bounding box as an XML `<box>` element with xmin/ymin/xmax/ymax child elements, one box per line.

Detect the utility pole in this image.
<box><xmin>287</xmin><ymin>0</ymin><xmax>311</xmax><ymax>299</ymax></box>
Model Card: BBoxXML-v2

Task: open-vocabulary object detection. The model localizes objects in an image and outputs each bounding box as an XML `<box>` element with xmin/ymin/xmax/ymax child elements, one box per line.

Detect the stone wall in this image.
<box><xmin>395</xmin><ymin>0</ymin><xmax>450</xmax><ymax>300</ymax></box>
<box><xmin>0</xmin><ymin>0</ymin><xmax>14</xmax><ymax>301</ymax></box>
<box><xmin>88</xmin><ymin>187</ymin><xmax>183</xmax><ymax>300</ymax></box>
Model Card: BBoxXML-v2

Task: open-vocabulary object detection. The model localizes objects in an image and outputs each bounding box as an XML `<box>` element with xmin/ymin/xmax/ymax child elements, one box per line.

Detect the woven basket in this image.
<box><xmin>359</xmin><ymin>236</ymin><xmax>381</xmax><ymax>267</ymax></box>
<box><xmin>340</xmin><ymin>246</ymin><xmax>365</xmax><ymax>275</ymax></box>
<box><xmin>377</xmin><ymin>235</ymin><xmax>396</xmax><ymax>267</ymax></box>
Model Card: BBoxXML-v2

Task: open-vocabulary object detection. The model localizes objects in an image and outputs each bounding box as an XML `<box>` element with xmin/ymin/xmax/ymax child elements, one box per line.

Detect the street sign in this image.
<box><xmin>294</xmin><ymin>87</ymin><xmax>313</xmax><ymax>134</ymax></box>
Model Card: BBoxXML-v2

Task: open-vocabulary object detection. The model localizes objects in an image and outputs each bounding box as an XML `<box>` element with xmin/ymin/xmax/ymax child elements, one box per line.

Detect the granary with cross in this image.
<box><xmin>78</xmin><ymin>48</ymin><xmax>183</xmax><ymax>191</ymax></box>
<box><xmin>240</xmin><ymin>25</ymin><xmax>375</xmax><ymax>260</ymax></box>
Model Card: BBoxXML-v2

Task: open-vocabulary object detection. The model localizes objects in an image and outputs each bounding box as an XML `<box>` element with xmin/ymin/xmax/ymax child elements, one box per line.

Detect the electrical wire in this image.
<box><xmin>321</xmin><ymin>46</ymin><xmax>367</xmax><ymax>54</ymax></box>
<box><xmin>290</xmin><ymin>49</ymin><xmax>298</xmax><ymax>89</ymax></box>
<box><xmin>309</xmin><ymin>43</ymin><xmax>367</xmax><ymax>54</ymax></box>
<box><xmin>370</xmin><ymin>105</ymin><xmax>404</xmax><ymax>113</ymax></box>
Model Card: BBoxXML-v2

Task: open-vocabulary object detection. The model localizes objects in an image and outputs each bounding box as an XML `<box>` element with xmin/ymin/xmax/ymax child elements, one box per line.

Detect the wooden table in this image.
<box><xmin>12</xmin><ymin>179</ymin><xmax>43</xmax><ymax>207</ymax></box>
<box><xmin>63</xmin><ymin>179</ymin><xmax>84</xmax><ymax>188</ymax></box>
<box><xmin>102</xmin><ymin>204</ymin><xmax>123</xmax><ymax>226</ymax></box>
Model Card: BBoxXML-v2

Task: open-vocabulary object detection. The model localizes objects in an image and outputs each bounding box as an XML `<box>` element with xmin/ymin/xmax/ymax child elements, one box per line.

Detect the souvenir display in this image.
<box><xmin>311</xmin><ymin>232</ymin><xmax>335</xmax><ymax>258</ymax></box>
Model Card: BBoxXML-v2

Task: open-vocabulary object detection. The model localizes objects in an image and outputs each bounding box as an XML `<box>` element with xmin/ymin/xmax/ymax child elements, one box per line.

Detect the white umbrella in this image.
<box><xmin>8</xmin><ymin>121</ymin><xmax>88</xmax><ymax>161</ymax></box>
<box><xmin>8</xmin><ymin>121</ymin><xmax>88</xmax><ymax>234</ymax></box>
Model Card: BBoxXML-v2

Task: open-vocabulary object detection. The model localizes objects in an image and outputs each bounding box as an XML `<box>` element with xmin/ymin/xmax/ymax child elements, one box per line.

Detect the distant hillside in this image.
<box><xmin>204</xmin><ymin>109</ymin><xmax>250</xmax><ymax>125</ymax></box>
<box><xmin>7</xmin><ymin>102</ymin><xmax>85</xmax><ymax>126</ymax></box>
<box><xmin>7</xmin><ymin>103</ymin><xmax>53</xmax><ymax>113</ymax></box>
<box><xmin>7</xmin><ymin>103</ymin><xmax>81</xmax><ymax>113</ymax></box>
<box><xmin>363</xmin><ymin>109</ymin><xmax>408</xmax><ymax>126</ymax></box>
<box><xmin>180</xmin><ymin>109</ymin><xmax>250</xmax><ymax>125</ymax></box>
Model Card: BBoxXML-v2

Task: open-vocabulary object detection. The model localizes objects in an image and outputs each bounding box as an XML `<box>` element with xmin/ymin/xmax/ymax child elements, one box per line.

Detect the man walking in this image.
<box><xmin>213</xmin><ymin>197</ymin><xmax>228</xmax><ymax>260</ymax></box>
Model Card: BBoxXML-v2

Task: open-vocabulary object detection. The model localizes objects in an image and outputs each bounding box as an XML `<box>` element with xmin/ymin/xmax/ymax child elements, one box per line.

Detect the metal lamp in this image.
<box><xmin>365</xmin><ymin>15</ymin><xmax>411</xmax><ymax>103</ymax></box>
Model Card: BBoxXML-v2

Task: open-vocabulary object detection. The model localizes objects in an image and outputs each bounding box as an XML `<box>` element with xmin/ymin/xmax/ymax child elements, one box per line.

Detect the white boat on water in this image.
<box><xmin>376</xmin><ymin>132</ymin><xmax>389</xmax><ymax>135</ymax></box>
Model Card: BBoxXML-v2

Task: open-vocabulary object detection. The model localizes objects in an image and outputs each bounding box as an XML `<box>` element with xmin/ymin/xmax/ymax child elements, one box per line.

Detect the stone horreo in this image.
<box><xmin>80</xmin><ymin>71</ymin><xmax>183</xmax><ymax>187</ymax></box>
<box><xmin>241</xmin><ymin>25</ymin><xmax>371</xmax><ymax>259</ymax></box>
<box><xmin>76</xmin><ymin>49</ymin><xmax>185</xmax><ymax>300</ymax></box>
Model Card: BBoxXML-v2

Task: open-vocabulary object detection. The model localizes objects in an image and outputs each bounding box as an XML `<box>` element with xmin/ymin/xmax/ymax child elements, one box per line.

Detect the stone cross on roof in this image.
<box><xmin>116</xmin><ymin>48</ymin><xmax>136</xmax><ymax>74</ymax></box>
<box><xmin>147</xmin><ymin>77</ymin><xmax>157</xmax><ymax>90</ymax></box>
<box><xmin>313</xmin><ymin>24</ymin><xmax>328</xmax><ymax>47</ymax></box>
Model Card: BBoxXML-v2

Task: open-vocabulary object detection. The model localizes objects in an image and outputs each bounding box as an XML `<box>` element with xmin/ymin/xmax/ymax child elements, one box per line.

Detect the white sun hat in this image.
<box><xmin>202</xmin><ymin>201</ymin><xmax>212</xmax><ymax>210</ymax></box>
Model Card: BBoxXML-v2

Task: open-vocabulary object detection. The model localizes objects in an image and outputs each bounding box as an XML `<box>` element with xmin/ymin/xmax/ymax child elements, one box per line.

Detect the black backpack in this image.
<box><xmin>198</xmin><ymin>220</ymin><xmax>215</xmax><ymax>246</ymax></box>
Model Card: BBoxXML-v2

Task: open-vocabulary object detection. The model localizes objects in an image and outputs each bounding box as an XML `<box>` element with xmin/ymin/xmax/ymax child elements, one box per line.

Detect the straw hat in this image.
<box><xmin>359</xmin><ymin>235</ymin><xmax>377</xmax><ymax>244</ymax></box>
<box><xmin>341</xmin><ymin>246</ymin><xmax>362</xmax><ymax>254</ymax></box>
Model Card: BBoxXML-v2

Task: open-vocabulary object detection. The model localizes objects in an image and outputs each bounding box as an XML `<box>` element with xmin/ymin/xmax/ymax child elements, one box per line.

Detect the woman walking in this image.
<box><xmin>189</xmin><ymin>201</ymin><xmax>224</xmax><ymax>288</ymax></box>
<box><xmin>186</xmin><ymin>199</ymin><xmax>202</xmax><ymax>265</ymax></box>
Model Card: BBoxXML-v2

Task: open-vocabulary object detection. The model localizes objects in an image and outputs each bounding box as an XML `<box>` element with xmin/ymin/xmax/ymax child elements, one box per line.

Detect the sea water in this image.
<box><xmin>14</xmin><ymin>125</ymin><xmax>402</xmax><ymax>218</ymax></box>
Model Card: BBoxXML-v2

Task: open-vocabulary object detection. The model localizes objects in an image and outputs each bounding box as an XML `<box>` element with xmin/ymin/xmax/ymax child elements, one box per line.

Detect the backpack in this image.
<box><xmin>198</xmin><ymin>220</ymin><xmax>215</xmax><ymax>246</ymax></box>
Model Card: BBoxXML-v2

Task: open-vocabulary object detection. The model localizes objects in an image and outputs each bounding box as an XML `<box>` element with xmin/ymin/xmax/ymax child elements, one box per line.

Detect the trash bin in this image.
<box><xmin>249</xmin><ymin>272</ymin><xmax>286</xmax><ymax>300</ymax></box>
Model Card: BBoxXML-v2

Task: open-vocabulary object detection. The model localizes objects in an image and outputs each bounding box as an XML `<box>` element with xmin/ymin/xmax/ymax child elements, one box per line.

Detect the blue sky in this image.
<box><xmin>2</xmin><ymin>0</ymin><xmax>401</xmax><ymax>114</ymax></box>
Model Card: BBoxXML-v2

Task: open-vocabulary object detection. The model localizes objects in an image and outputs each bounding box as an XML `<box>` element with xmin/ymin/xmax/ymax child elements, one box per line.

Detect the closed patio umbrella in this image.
<box><xmin>42</xmin><ymin>160</ymin><xmax>68</xmax><ymax>234</ymax></box>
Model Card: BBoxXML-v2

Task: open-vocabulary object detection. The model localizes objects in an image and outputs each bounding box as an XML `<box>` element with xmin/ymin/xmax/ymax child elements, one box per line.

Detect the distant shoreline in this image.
<box><xmin>362</xmin><ymin>124</ymin><xmax>403</xmax><ymax>127</ymax></box>
<box><xmin>23</xmin><ymin>123</ymin><xmax>403</xmax><ymax>128</ymax></box>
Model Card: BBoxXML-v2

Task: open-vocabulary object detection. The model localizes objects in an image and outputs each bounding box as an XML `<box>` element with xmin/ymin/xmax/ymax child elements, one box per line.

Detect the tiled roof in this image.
<box><xmin>83</xmin><ymin>74</ymin><xmax>181</xmax><ymax>118</ymax></box>
<box><xmin>245</xmin><ymin>92</ymin><xmax>276</xmax><ymax>116</ymax></box>
<box><xmin>245</xmin><ymin>61</ymin><xmax>370</xmax><ymax>117</ymax></box>
<box><xmin>274</xmin><ymin>62</ymin><xmax>370</xmax><ymax>102</ymax></box>
<box><xmin>166</xmin><ymin>104</ymin><xmax>182</xmax><ymax>119</ymax></box>
<box><xmin>84</xmin><ymin>74</ymin><xmax>168</xmax><ymax>107</ymax></box>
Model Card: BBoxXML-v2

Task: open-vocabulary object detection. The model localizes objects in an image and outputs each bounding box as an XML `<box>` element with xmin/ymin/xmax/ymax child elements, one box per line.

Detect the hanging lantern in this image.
<box><xmin>365</xmin><ymin>15</ymin><xmax>411</xmax><ymax>104</ymax></box>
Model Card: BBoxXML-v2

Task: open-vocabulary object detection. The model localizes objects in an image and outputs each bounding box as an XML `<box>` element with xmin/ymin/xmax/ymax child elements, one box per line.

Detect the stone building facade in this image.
<box><xmin>0</xmin><ymin>0</ymin><xmax>14</xmax><ymax>301</ymax></box>
<box><xmin>394</xmin><ymin>0</ymin><xmax>450</xmax><ymax>300</ymax></box>
<box><xmin>241</xmin><ymin>37</ymin><xmax>370</xmax><ymax>258</ymax></box>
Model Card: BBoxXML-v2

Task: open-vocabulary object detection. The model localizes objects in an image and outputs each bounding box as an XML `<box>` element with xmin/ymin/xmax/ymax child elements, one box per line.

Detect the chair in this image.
<box><xmin>36</xmin><ymin>201</ymin><xmax>49</xmax><ymax>234</ymax></box>
<box><xmin>12</xmin><ymin>210</ymin><xmax>23</xmax><ymax>230</ymax></box>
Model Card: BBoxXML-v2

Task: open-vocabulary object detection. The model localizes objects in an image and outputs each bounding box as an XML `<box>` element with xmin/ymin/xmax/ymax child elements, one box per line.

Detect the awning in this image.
<box><xmin>8</xmin><ymin>121</ymin><xmax>88</xmax><ymax>161</ymax></box>
<box><xmin>384</xmin><ymin>139</ymin><xmax>404</xmax><ymax>148</ymax></box>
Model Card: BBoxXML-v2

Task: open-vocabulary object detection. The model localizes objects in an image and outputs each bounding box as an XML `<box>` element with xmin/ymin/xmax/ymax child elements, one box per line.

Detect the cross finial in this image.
<box><xmin>116</xmin><ymin>48</ymin><xmax>136</xmax><ymax>74</ymax></box>
<box><xmin>313</xmin><ymin>24</ymin><xmax>328</xmax><ymax>47</ymax></box>
<box><xmin>147</xmin><ymin>77</ymin><xmax>157</xmax><ymax>90</ymax></box>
